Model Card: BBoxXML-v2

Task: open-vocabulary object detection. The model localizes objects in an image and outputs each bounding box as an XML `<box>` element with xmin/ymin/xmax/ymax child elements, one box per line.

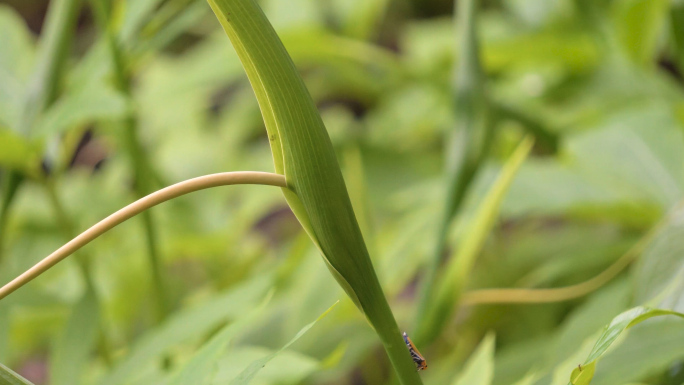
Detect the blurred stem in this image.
<box><xmin>415</xmin><ymin>0</ymin><xmax>492</xmax><ymax>342</ymax></box>
<box><xmin>0</xmin><ymin>173</ymin><xmax>23</xmax><ymax>264</ymax></box>
<box><xmin>0</xmin><ymin>172</ymin><xmax>286</xmax><ymax>300</ymax></box>
<box><xmin>19</xmin><ymin>0</ymin><xmax>82</xmax><ymax>134</ymax></box>
<box><xmin>90</xmin><ymin>0</ymin><xmax>169</xmax><ymax>322</ymax></box>
<box><xmin>461</xmin><ymin>211</ymin><xmax>669</xmax><ymax>305</ymax></box>
<box><xmin>573</xmin><ymin>0</ymin><xmax>619</xmax><ymax>55</ymax></box>
<box><xmin>2</xmin><ymin>0</ymin><xmax>82</xmax><ymax>263</ymax></box>
<box><xmin>494</xmin><ymin>102</ymin><xmax>559</xmax><ymax>153</ymax></box>
<box><xmin>671</xmin><ymin>1</ymin><xmax>684</xmax><ymax>74</ymax></box>
<box><xmin>461</xmin><ymin>248</ymin><xmax>634</xmax><ymax>305</ymax></box>
<box><xmin>43</xmin><ymin>179</ymin><xmax>114</xmax><ymax>366</ymax></box>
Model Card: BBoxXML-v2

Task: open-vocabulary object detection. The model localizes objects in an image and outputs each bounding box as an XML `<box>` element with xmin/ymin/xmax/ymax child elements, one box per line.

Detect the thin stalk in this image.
<box><xmin>415</xmin><ymin>0</ymin><xmax>492</xmax><ymax>342</ymax></box>
<box><xmin>1</xmin><ymin>0</ymin><xmax>82</xmax><ymax>263</ymax></box>
<box><xmin>461</xmin><ymin>246</ymin><xmax>636</xmax><ymax>305</ymax></box>
<box><xmin>0</xmin><ymin>173</ymin><xmax>23</xmax><ymax>264</ymax></box>
<box><xmin>671</xmin><ymin>0</ymin><xmax>684</xmax><ymax>74</ymax></box>
<box><xmin>461</xmin><ymin>206</ymin><xmax>671</xmax><ymax>306</ymax></box>
<box><xmin>0</xmin><ymin>172</ymin><xmax>286</xmax><ymax>300</ymax></box>
<box><xmin>0</xmin><ymin>0</ymin><xmax>84</xmax><ymax>365</ymax></box>
<box><xmin>90</xmin><ymin>0</ymin><xmax>169</xmax><ymax>322</ymax></box>
<box><xmin>19</xmin><ymin>0</ymin><xmax>82</xmax><ymax>135</ymax></box>
<box><xmin>44</xmin><ymin>179</ymin><xmax>115</xmax><ymax>365</ymax></box>
<box><xmin>494</xmin><ymin>102</ymin><xmax>559</xmax><ymax>153</ymax></box>
<box><xmin>44</xmin><ymin>181</ymin><xmax>95</xmax><ymax>290</ymax></box>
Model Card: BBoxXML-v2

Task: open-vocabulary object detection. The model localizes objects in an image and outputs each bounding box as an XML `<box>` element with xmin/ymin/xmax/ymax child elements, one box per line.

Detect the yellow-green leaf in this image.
<box><xmin>568</xmin><ymin>306</ymin><xmax>684</xmax><ymax>385</ymax></box>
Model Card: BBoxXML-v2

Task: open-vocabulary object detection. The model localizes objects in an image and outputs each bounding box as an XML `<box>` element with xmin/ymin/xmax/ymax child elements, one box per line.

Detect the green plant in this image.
<box><xmin>2</xmin><ymin>0</ymin><xmax>684</xmax><ymax>384</ymax></box>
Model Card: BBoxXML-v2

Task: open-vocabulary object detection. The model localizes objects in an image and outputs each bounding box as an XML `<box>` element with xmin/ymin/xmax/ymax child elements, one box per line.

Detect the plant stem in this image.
<box><xmin>44</xmin><ymin>179</ymin><xmax>115</xmax><ymax>365</ymax></box>
<box><xmin>207</xmin><ymin>1</ymin><xmax>423</xmax><ymax>382</ymax></box>
<box><xmin>461</xmin><ymin>247</ymin><xmax>635</xmax><ymax>305</ymax></box>
<box><xmin>44</xmin><ymin>181</ymin><xmax>95</xmax><ymax>288</ymax></box>
<box><xmin>19</xmin><ymin>0</ymin><xmax>82</xmax><ymax>135</ymax></box>
<box><xmin>0</xmin><ymin>173</ymin><xmax>23</xmax><ymax>265</ymax></box>
<box><xmin>415</xmin><ymin>0</ymin><xmax>492</xmax><ymax>343</ymax></box>
<box><xmin>0</xmin><ymin>172</ymin><xmax>286</xmax><ymax>300</ymax></box>
<box><xmin>90</xmin><ymin>0</ymin><xmax>170</xmax><ymax>322</ymax></box>
<box><xmin>461</xmin><ymin>207</ymin><xmax>672</xmax><ymax>305</ymax></box>
<box><xmin>671</xmin><ymin>1</ymin><xmax>684</xmax><ymax>74</ymax></box>
<box><xmin>1</xmin><ymin>0</ymin><xmax>82</xmax><ymax>264</ymax></box>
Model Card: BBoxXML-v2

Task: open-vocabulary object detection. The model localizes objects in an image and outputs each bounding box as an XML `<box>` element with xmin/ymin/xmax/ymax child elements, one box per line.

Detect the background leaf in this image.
<box><xmin>452</xmin><ymin>333</ymin><xmax>495</xmax><ymax>385</ymax></box>
<box><xmin>49</xmin><ymin>289</ymin><xmax>100</xmax><ymax>385</ymax></box>
<box><xmin>569</xmin><ymin>307</ymin><xmax>684</xmax><ymax>385</ymax></box>
<box><xmin>168</xmin><ymin>292</ymin><xmax>273</xmax><ymax>385</ymax></box>
<box><xmin>230</xmin><ymin>301</ymin><xmax>337</xmax><ymax>385</ymax></box>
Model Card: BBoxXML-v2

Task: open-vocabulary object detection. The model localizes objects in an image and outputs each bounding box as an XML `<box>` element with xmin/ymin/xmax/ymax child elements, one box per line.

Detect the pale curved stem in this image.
<box><xmin>460</xmin><ymin>214</ymin><xmax>667</xmax><ymax>306</ymax></box>
<box><xmin>0</xmin><ymin>172</ymin><xmax>287</xmax><ymax>300</ymax></box>
<box><xmin>460</xmin><ymin>250</ymin><xmax>634</xmax><ymax>305</ymax></box>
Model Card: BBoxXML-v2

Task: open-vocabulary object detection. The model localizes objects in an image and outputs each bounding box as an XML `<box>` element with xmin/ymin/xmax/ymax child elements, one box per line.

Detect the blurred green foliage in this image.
<box><xmin>1</xmin><ymin>0</ymin><xmax>684</xmax><ymax>384</ymax></box>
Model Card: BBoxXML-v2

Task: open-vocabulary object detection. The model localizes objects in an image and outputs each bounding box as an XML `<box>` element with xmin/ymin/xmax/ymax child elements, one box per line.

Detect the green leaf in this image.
<box><xmin>589</xmin><ymin>317</ymin><xmax>684</xmax><ymax>385</ymax></box>
<box><xmin>100</xmin><ymin>277</ymin><xmax>271</xmax><ymax>385</ymax></box>
<box><xmin>118</xmin><ymin>0</ymin><xmax>166</xmax><ymax>44</ymax></box>
<box><xmin>230</xmin><ymin>301</ymin><xmax>337</xmax><ymax>385</ymax></box>
<box><xmin>420</xmin><ymin>136</ymin><xmax>534</xmax><ymax>343</ymax></box>
<box><xmin>612</xmin><ymin>0</ymin><xmax>668</xmax><ymax>66</ymax></box>
<box><xmin>415</xmin><ymin>0</ymin><xmax>494</xmax><ymax>344</ymax></box>
<box><xmin>0</xmin><ymin>5</ymin><xmax>35</xmax><ymax>129</ymax></box>
<box><xmin>19</xmin><ymin>0</ymin><xmax>81</xmax><ymax>134</ymax></box>
<box><xmin>210</xmin><ymin>346</ymin><xmax>320</xmax><ymax>385</ymax></box>
<box><xmin>0</xmin><ymin>127</ymin><xmax>40</xmax><ymax>176</ymax></box>
<box><xmin>452</xmin><ymin>333</ymin><xmax>495</xmax><ymax>385</ymax></box>
<box><xmin>49</xmin><ymin>288</ymin><xmax>100</xmax><ymax>385</ymax></box>
<box><xmin>0</xmin><ymin>363</ymin><xmax>35</xmax><ymax>385</ymax></box>
<box><xmin>168</xmin><ymin>292</ymin><xmax>274</xmax><ymax>385</ymax></box>
<box><xmin>634</xmin><ymin>206</ymin><xmax>684</xmax><ymax>310</ymax></box>
<box><xmin>206</xmin><ymin>1</ymin><xmax>422</xmax><ymax>384</ymax></box>
<box><xmin>672</xmin><ymin>0</ymin><xmax>684</xmax><ymax>72</ymax></box>
<box><xmin>568</xmin><ymin>306</ymin><xmax>684</xmax><ymax>385</ymax></box>
<box><xmin>34</xmin><ymin>79</ymin><xmax>129</xmax><ymax>137</ymax></box>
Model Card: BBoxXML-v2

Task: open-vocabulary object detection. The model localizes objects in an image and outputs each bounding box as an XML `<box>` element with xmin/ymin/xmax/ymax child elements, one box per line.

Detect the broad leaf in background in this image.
<box><xmin>568</xmin><ymin>307</ymin><xmax>684</xmax><ymax>385</ymax></box>
<box><xmin>0</xmin><ymin>362</ymin><xmax>35</xmax><ymax>385</ymax></box>
<box><xmin>100</xmin><ymin>277</ymin><xmax>271</xmax><ymax>385</ymax></box>
<box><xmin>168</xmin><ymin>292</ymin><xmax>274</xmax><ymax>385</ymax></box>
<box><xmin>567</xmin><ymin>105</ymin><xmax>684</xmax><ymax>211</ymax></box>
<box><xmin>34</xmin><ymin>78</ymin><xmax>129</xmax><ymax>137</ymax></box>
<box><xmin>611</xmin><ymin>0</ymin><xmax>668</xmax><ymax>66</ymax></box>
<box><xmin>634</xmin><ymin>206</ymin><xmax>684</xmax><ymax>311</ymax></box>
<box><xmin>452</xmin><ymin>333</ymin><xmax>495</xmax><ymax>385</ymax></box>
<box><xmin>212</xmin><ymin>346</ymin><xmax>319</xmax><ymax>385</ymax></box>
<box><xmin>0</xmin><ymin>5</ymin><xmax>35</xmax><ymax>130</ymax></box>
<box><xmin>230</xmin><ymin>301</ymin><xmax>338</xmax><ymax>385</ymax></box>
<box><xmin>0</xmin><ymin>128</ymin><xmax>40</xmax><ymax>176</ymax></box>
<box><xmin>590</xmin><ymin>317</ymin><xmax>684</xmax><ymax>385</ymax></box>
<box><xmin>49</xmin><ymin>289</ymin><xmax>100</xmax><ymax>385</ymax></box>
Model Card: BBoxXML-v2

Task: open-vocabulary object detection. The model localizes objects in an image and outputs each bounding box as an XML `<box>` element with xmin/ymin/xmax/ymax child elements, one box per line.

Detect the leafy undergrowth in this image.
<box><xmin>1</xmin><ymin>0</ymin><xmax>684</xmax><ymax>384</ymax></box>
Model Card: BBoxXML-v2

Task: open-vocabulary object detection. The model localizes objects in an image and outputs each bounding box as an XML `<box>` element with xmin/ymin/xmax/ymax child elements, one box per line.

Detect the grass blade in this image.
<box><xmin>207</xmin><ymin>1</ymin><xmax>423</xmax><ymax>383</ymax></box>
<box><xmin>416</xmin><ymin>0</ymin><xmax>494</xmax><ymax>340</ymax></box>
<box><xmin>230</xmin><ymin>301</ymin><xmax>338</xmax><ymax>385</ymax></box>
<box><xmin>168</xmin><ymin>292</ymin><xmax>273</xmax><ymax>385</ymax></box>
<box><xmin>100</xmin><ymin>276</ymin><xmax>271</xmax><ymax>385</ymax></box>
<box><xmin>0</xmin><ymin>363</ymin><xmax>35</xmax><ymax>385</ymax></box>
<box><xmin>416</xmin><ymin>136</ymin><xmax>534</xmax><ymax>344</ymax></box>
